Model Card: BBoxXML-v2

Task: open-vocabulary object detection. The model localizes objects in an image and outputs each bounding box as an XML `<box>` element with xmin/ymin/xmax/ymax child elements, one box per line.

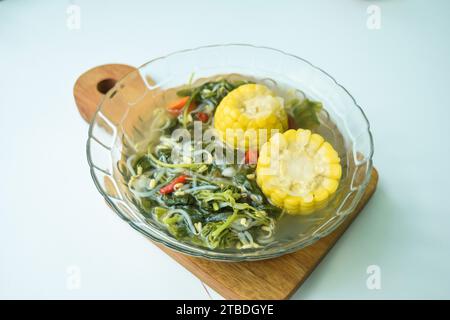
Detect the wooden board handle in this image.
<box><xmin>73</xmin><ymin>64</ymin><xmax>136</xmax><ymax>123</ymax></box>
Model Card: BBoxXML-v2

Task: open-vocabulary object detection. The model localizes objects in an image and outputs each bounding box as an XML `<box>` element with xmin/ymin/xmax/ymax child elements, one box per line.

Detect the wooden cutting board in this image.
<box><xmin>74</xmin><ymin>64</ymin><xmax>378</xmax><ymax>300</ymax></box>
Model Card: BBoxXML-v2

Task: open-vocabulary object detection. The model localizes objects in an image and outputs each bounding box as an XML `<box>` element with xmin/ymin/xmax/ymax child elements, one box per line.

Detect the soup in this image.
<box><xmin>117</xmin><ymin>74</ymin><xmax>346</xmax><ymax>250</ymax></box>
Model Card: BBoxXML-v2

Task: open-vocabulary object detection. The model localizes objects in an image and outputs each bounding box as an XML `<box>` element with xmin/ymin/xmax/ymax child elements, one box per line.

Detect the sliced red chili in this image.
<box><xmin>167</xmin><ymin>97</ymin><xmax>196</xmax><ymax>116</ymax></box>
<box><xmin>196</xmin><ymin>112</ymin><xmax>209</xmax><ymax>122</ymax></box>
<box><xmin>245</xmin><ymin>149</ymin><xmax>258</xmax><ymax>165</ymax></box>
<box><xmin>159</xmin><ymin>175</ymin><xmax>188</xmax><ymax>195</ymax></box>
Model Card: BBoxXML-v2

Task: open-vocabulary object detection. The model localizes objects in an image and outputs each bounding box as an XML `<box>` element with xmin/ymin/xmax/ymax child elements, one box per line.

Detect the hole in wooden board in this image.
<box><xmin>97</xmin><ymin>78</ymin><xmax>117</xmax><ymax>94</ymax></box>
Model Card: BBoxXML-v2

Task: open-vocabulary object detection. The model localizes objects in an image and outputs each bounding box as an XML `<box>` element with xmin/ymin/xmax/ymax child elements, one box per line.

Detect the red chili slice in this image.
<box><xmin>196</xmin><ymin>112</ymin><xmax>209</xmax><ymax>122</ymax></box>
<box><xmin>245</xmin><ymin>149</ymin><xmax>258</xmax><ymax>165</ymax></box>
<box><xmin>167</xmin><ymin>97</ymin><xmax>196</xmax><ymax>116</ymax></box>
<box><xmin>159</xmin><ymin>175</ymin><xmax>188</xmax><ymax>195</ymax></box>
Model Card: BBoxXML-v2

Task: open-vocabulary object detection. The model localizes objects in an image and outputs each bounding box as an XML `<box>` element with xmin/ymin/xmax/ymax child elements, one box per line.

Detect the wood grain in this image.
<box><xmin>74</xmin><ymin>63</ymin><xmax>378</xmax><ymax>300</ymax></box>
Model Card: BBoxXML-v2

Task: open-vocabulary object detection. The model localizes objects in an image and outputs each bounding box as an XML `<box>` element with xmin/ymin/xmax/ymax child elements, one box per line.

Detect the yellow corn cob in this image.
<box><xmin>214</xmin><ymin>84</ymin><xmax>288</xmax><ymax>149</ymax></box>
<box><xmin>256</xmin><ymin>129</ymin><xmax>342</xmax><ymax>215</ymax></box>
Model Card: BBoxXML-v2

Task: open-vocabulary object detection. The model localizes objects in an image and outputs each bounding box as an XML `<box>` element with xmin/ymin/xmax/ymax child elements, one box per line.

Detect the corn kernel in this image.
<box><xmin>213</xmin><ymin>84</ymin><xmax>288</xmax><ymax>150</ymax></box>
<box><xmin>256</xmin><ymin>128</ymin><xmax>341</xmax><ymax>215</ymax></box>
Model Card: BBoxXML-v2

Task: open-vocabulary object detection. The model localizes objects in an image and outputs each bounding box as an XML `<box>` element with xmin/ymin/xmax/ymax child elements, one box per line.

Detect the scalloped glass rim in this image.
<box><xmin>86</xmin><ymin>44</ymin><xmax>374</xmax><ymax>261</ymax></box>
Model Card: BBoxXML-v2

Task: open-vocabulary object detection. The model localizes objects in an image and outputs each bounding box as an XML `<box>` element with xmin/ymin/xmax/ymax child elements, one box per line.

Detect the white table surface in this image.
<box><xmin>1</xmin><ymin>0</ymin><xmax>450</xmax><ymax>299</ymax></box>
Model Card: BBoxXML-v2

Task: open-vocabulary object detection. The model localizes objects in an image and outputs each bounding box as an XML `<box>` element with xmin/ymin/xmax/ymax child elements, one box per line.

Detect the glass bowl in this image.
<box><xmin>87</xmin><ymin>44</ymin><xmax>373</xmax><ymax>261</ymax></box>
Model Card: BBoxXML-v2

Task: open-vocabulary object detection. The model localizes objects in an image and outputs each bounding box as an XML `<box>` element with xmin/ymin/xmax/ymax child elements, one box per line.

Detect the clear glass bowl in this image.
<box><xmin>87</xmin><ymin>44</ymin><xmax>373</xmax><ymax>261</ymax></box>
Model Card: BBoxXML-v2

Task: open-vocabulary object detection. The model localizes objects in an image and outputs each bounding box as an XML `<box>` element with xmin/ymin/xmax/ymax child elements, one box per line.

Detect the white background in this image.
<box><xmin>1</xmin><ymin>0</ymin><xmax>450</xmax><ymax>299</ymax></box>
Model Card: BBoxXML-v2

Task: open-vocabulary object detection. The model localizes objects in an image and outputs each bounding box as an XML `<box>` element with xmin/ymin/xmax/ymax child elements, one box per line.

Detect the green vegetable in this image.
<box><xmin>287</xmin><ymin>98</ymin><xmax>322</xmax><ymax>129</ymax></box>
<box><xmin>154</xmin><ymin>207</ymin><xmax>168</xmax><ymax>219</ymax></box>
<box><xmin>212</xmin><ymin>211</ymin><xmax>238</xmax><ymax>237</ymax></box>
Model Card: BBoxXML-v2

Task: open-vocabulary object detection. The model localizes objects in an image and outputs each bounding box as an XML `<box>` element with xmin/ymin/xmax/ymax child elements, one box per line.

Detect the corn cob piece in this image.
<box><xmin>256</xmin><ymin>129</ymin><xmax>342</xmax><ymax>215</ymax></box>
<box><xmin>214</xmin><ymin>84</ymin><xmax>288</xmax><ymax>149</ymax></box>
